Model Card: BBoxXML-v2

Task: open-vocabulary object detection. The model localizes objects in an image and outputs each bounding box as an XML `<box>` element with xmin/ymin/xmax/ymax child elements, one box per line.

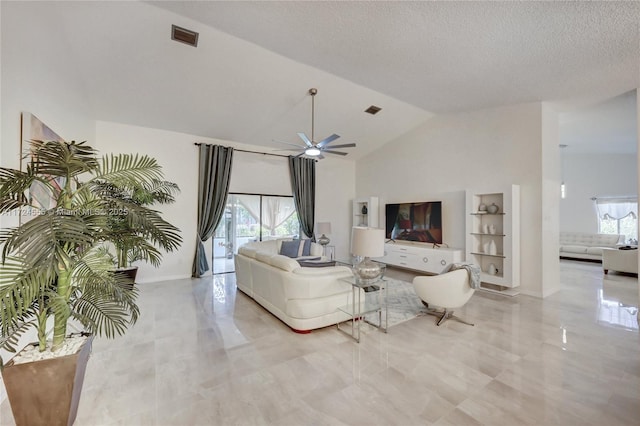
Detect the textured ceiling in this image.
<box><xmin>151</xmin><ymin>1</ymin><xmax>640</xmax><ymax>114</ymax></box>
<box><xmin>3</xmin><ymin>1</ymin><xmax>638</xmax><ymax>157</ymax></box>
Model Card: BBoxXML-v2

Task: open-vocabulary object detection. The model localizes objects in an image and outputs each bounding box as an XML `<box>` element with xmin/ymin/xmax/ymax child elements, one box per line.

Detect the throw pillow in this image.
<box><xmin>301</xmin><ymin>239</ymin><xmax>312</xmax><ymax>256</ymax></box>
<box><xmin>280</xmin><ymin>240</ymin><xmax>301</xmax><ymax>258</ymax></box>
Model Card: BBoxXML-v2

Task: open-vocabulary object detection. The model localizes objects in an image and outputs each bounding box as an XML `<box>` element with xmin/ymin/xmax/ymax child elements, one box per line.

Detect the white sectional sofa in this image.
<box><xmin>234</xmin><ymin>239</ymin><xmax>362</xmax><ymax>332</ymax></box>
<box><xmin>559</xmin><ymin>232</ymin><xmax>625</xmax><ymax>261</ymax></box>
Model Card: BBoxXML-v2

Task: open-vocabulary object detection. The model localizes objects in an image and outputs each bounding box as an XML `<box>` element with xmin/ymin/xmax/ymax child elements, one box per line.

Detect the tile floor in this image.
<box><xmin>1</xmin><ymin>260</ymin><xmax>639</xmax><ymax>425</ymax></box>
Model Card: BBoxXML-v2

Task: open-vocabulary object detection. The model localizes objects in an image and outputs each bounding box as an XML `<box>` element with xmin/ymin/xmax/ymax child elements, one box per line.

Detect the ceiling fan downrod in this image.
<box><xmin>309</xmin><ymin>87</ymin><xmax>317</xmax><ymax>144</ymax></box>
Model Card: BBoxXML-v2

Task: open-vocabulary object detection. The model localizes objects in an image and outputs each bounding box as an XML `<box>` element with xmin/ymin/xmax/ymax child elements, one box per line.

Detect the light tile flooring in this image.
<box><xmin>1</xmin><ymin>260</ymin><xmax>639</xmax><ymax>425</ymax></box>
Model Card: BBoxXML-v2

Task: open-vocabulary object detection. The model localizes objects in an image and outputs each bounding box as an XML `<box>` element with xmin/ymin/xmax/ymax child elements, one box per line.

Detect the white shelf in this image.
<box><xmin>353</xmin><ymin>197</ymin><xmax>379</xmax><ymax>228</ymax></box>
<box><xmin>465</xmin><ymin>185</ymin><xmax>520</xmax><ymax>290</ymax></box>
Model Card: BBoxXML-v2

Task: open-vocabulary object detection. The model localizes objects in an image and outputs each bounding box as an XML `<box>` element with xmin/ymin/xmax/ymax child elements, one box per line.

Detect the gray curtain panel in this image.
<box><xmin>192</xmin><ymin>144</ymin><xmax>234</xmax><ymax>277</ymax></box>
<box><xmin>288</xmin><ymin>156</ymin><xmax>315</xmax><ymax>239</ymax></box>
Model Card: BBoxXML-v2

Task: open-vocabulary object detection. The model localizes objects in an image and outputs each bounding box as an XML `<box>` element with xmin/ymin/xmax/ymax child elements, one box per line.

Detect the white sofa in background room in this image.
<box><xmin>234</xmin><ymin>239</ymin><xmax>362</xmax><ymax>333</ymax></box>
<box><xmin>559</xmin><ymin>232</ymin><xmax>625</xmax><ymax>261</ymax></box>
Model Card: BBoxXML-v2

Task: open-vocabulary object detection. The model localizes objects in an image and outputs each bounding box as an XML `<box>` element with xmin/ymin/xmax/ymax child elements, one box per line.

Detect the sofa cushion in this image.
<box><xmin>562</xmin><ymin>245</ymin><xmax>588</xmax><ymax>254</ymax></box>
<box><xmin>269</xmin><ymin>255</ymin><xmax>300</xmax><ymax>272</ymax></box>
<box><xmin>255</xmin><ymin>251</ymin><xmax>275</xmax><ymax>264</ymax></box>
<box><xmin>586</xmin><ymin>247</ymin><xmax>609</xmax><ymax>256</ymax></box>
<box><xmin>238</xmin><ymin>245</ymin><xmax>259</xmax><ymax>259</ymax></box>
<box><xmin>559</xmin><ymin>232</ymin><xmax>623</xmax><ymax>248</ymax></box>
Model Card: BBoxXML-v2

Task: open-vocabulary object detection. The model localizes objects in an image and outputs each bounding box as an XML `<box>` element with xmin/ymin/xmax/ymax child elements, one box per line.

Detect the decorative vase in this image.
<box><xmin>488</xmin><ymin>263</ymin><xmax>498</xmax><ymax>275</ymax></box>
<box><xmin>361</xmin><ymin>205</ymin><xmax>368</xmax><ymax>215</ymax></box>
<box><xmin>487</xmin><ymin>203</ymin><xmax>499</xmax><ymax>214</ymax></box>
<box><xmin>489</xmin><ymin>224</ymin><xmax>496</xmax><ymax>234</ymax></box>
<box><xmin>483</xmin><ymin>224</ymin><xmax>490</xmax><ymax>234</ymax></box>
<box><xmin>478</xmin><ymin>203</ymin><xmax>487</xmax><ymax>212</ymax></box>
<box><xmin>488</xmin><ymin>240</ymin><xmax>497</xmax><ymax>255</ymax></box>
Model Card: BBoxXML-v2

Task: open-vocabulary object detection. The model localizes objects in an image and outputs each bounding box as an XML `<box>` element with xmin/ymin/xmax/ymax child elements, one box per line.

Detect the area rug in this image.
<box><xmin>364</xmin><ymin>278</ymin><xmax>427</xmax><ymax>327</ymax></box>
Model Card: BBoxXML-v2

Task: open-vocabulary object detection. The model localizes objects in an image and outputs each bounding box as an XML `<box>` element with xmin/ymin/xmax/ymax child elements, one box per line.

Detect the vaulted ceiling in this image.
<box><xmin>3</xmin><ymin>1</ymin><xmax>639</xmax><ymax>158</ymax></box>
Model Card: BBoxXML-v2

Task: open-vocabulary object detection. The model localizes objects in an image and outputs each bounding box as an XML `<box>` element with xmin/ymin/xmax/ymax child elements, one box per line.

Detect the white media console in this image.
<box><xmin>377</xmin><ymin>242</ymin><xmax>463</xmax><ymax>275</ymax></box>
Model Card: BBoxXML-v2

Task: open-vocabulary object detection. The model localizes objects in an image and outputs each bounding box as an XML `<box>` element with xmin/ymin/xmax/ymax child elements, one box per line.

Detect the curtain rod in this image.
<box><xmin>193</xmin><ymin>143</ymin><xmax>290</xmax><ymax>159</ymax></box>
<box><xmin>591</xmin><ymin>196</ymin><xmax>637</xmax><ymax>201</ymax></box>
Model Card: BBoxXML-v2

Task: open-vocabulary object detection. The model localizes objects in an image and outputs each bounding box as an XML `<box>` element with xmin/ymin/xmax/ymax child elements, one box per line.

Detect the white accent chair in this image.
<box><xmin>412</xmin><ymin>269</ymin><xmax>475</xmax><ymax>326</ymax></box>
<box><xmin>602</xmin><ymin>248</ymin><xmax>638</xmax><ymax>275</ymax></box>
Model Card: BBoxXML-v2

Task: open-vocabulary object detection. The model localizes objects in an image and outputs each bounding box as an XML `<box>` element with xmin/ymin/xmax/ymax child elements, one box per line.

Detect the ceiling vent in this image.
<box><xmin>171</xmin><ymin>25</ymin><xmax>199</xmax><ymax>47</ymax></box>
<box><xmin>365</xmin><ymin>105</ymin><xmax>382</xmax><ymax>115</ymax></box>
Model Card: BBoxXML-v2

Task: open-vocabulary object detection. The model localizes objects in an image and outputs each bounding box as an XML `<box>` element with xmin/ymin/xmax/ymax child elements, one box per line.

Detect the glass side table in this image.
<box><xmin>336</xmin><ymin>275</ymin><xmax>388</xmax><ymax>343</ymax></box>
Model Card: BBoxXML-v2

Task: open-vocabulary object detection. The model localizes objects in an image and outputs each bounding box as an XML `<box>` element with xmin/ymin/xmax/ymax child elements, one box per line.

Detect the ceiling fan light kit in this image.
<box><xmin>305</xmin><ymin>147</ymin><xmax>321</xmax><ymax>156</ymax></box>
<box><xmin>275</xmin><ymin>88</ymin><xmax>357</xmax><ymax>159</ymax></box>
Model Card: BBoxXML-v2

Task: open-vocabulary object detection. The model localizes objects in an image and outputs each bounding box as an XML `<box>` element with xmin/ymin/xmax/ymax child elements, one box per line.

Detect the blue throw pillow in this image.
<box><xmin>280</xmin><ymin>240</ymin><xmax>301</xmax><ymax>258</ymax></box>
<box><xmin>301</xmin><ymin>239</ymin><xmax>312</xmax><ymax>256</ymax></box>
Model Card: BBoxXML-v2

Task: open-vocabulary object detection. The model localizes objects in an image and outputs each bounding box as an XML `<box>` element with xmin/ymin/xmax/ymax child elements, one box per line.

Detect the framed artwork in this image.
<box><xmin>20</xmin><ymin>112</ymin><xmax>66</xmax><ymax>211</ymax></box>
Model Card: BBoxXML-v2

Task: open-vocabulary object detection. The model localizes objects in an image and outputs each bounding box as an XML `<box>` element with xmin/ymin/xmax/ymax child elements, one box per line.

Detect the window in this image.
<box><xmin>596</xmin><ymin>197</ymin><xmax>638</xmax><ymax>244</ymax></box>
<box><xmin>212</xmin><ymin>193</ymin><xmax>301</xmax><ymax>274</ymax></box>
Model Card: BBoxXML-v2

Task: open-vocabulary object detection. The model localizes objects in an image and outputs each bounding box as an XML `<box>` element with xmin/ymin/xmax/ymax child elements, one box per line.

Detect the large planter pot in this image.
<box><xmin>114</xmin><ymin>266</ymin><xmax>138</xmax><ymax>288</ymax></box>
<box><xmin>2</xmin><ymin>334</ymin><xmax>94</xmax><ymax>426</ymax></box>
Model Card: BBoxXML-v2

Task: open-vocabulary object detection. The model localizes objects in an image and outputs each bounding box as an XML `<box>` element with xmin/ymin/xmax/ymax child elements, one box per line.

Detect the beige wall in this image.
<box><xmin>356</xmin><ymin>102</ymin><xmax>555</xmax><ymax>297</ymax></box>
<box><xmin>95</xmin><ymin>121</ymin><xmax>356</xmax><ymax>282</ymax></box>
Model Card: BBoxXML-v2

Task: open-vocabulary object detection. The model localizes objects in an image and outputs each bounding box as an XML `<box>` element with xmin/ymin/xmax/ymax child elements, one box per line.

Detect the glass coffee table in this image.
<box><xmin>336</xmin><ymin>274</ymin><xmax>388</xmax><ymax>343</ymax></box>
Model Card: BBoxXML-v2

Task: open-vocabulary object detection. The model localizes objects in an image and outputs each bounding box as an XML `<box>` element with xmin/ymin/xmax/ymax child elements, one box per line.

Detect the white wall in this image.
<box><xmin>95</xmin><ymin>121</ymin><xmax>356</xmax><ymax>282</ymax></box>
<box><xmin>356</xmin><ymin>102</ymin><xmax>553</xmax><ymax>297</ymax></box>
<box><xmin>541</xmin><ymin>104</ymin><xmax>561</xmax><ymax>297</ymax></box>
<box><xmin>0</xmin><ymin>2</ymin><xmax>95</xmax><ymax>172</ymax></box>
<box><xmin>560</xmin><ymin>152</ymin><xmax>637</xmax><ymax>233</ymax></box>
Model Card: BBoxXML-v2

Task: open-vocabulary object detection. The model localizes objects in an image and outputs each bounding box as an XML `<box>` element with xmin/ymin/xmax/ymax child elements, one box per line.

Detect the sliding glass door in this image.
<box><xmin>212</xmin><ymin>194</ymin><xmax>300</xmax><ymax>274</ymax></box>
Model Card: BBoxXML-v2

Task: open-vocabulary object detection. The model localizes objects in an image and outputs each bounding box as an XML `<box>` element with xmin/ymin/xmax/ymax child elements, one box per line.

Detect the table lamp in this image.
<box><xmin>316</xmin><ymin>222</ymin><xmax>331</xmax><ymax>246</ymax></box>
<box><xmin>351</xmin><ymin>227</ymin><xmax>385</xmax><ymax>283</ymax></box>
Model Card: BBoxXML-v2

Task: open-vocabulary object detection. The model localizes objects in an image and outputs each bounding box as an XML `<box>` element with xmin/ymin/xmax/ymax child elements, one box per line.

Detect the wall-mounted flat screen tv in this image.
<box><xmin>385</xmin><ymin>201</ymin><xmax>442</xmax><ymax>244</ymax></box>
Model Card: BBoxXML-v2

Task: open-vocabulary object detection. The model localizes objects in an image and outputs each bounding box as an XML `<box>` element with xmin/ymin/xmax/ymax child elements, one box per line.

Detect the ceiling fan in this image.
<box><xmin>275</xmin><ymin>88</ymin><xmax>356</xmax><ymax>159</ymax></box>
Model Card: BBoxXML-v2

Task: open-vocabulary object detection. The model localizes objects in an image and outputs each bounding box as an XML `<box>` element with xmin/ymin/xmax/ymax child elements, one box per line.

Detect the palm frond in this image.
<box><xmin>70</xmin><ymin>249</ymin><xmax>139</xmax><ymax>337</ymax></box>
<box><xmin>0</xmin><ymin>318</ymin><xmax>37</xmax><ymax>358</ymax></box>
<box><xmin>136</xmin><ymin>179</ymin><xmax>180</xmax><ymax>205</ymax></box>
<box><xmin>0</xmin><ymin>212</ymin><xmax>95</xmax><ymax>268</ymax></box>
<box><xmin>0</xmin><ymin>257</ymin><xmax>53</xmax><ymax>342</ymax></box>
<box><xmin>96</xmin><ymin>154</ymin><xmax>163</xmax><ymax>188</ymax></box>
<box><xmin>27</xmin><ymin>140</ymin><xmax>99</xmax><ymax>179</ymax></box>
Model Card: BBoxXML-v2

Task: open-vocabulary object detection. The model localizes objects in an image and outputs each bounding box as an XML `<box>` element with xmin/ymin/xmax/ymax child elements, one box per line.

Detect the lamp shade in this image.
<box><xmin>351</xmin><ymin>227</ymin><xmax>385</xmax><ymax>258</ymax></box>
<box><xmin>316</xmin><ymin>222</ymin><xmax>332</xmax><ymax>235</ymax></box>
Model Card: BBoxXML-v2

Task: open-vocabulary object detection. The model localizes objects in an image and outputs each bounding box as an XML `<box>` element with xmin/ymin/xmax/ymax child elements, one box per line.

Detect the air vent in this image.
<box><xmin>365</xmin><ymin>105</ymin><xmax>382</xmax><ymax>115</ymax></box>
<box><xmin>171</xmin><ymin>25</ymin><xmax>199</xmax><ymax>47</ymax></box>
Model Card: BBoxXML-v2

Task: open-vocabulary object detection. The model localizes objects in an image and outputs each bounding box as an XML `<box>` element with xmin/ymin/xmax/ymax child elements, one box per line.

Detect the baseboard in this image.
<box><xmin>136</xmin><ymin>274</ymin><xmax>191</xmax><ymax>284</ymax></box>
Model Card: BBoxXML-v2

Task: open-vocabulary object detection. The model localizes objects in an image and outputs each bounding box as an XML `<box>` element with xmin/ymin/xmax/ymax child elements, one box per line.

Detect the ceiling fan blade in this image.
<box><xmin>297</xmin><ymin>132</ymin><xmax>313</xmax><ymax>147</ymax></box>
<box><xmin>322</xmin><ymin>150</ymin><xmax>349</xmax><ymax>156</ymax></box>
<box><xmin>316</xmin><ymin>134</ymin><xmax>340</xmax><ymax>148</ymax></box>
<box><xmin>273</xmin><ymin>139</ymin><xmax>305</xmax><ymax>149</ymax></box>
<box><xmin>322</xmin><ymin>143</ymin><xmax>356</xmax><ymax>149</ymax></box>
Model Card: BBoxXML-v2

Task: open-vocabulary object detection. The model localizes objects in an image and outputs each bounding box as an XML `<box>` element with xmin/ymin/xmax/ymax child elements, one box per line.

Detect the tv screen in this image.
<box><xmin>385</xmin><ymin>201</ymin><xmax>442</xmax><ymax>244</ymax></box>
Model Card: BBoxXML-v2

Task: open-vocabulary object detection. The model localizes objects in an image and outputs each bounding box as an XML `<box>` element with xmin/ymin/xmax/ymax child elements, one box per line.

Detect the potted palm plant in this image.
<box><xmin>101</xmin><ymin>178</ymin><xmax>181</xmax><ymax>284</ymax></box>
<box><xmin>0</xmin><ymin>139</ymin><xmax>181</xmax><ymax>425</ymax></box>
